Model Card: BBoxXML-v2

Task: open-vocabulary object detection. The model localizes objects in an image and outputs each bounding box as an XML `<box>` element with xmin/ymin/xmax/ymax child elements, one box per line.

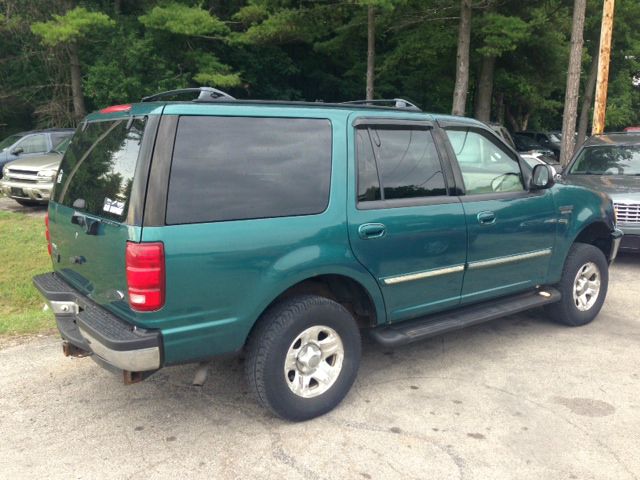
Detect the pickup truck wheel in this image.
<box><xmin>245</xmin><ymin>295</ymin><xmax>361</xmax><ymax>421</ymax></box>
<box><xmin>546</xmin><ymin>243</ymin><xmax>608</xmax><ymax>326</ymax></box>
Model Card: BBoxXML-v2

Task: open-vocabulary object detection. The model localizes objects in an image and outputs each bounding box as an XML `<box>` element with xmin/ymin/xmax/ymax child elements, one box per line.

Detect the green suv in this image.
<box><xmin>33</xmin><ymin>88</ymin><xmax>622</xmax><ymax>421</ymax></box>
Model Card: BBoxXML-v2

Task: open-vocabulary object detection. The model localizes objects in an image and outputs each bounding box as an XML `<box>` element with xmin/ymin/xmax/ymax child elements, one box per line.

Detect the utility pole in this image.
<box><xmin>559</xmin><ymin>0</ymin><xmax>587</xmax><ymax>166</ymax></box>
<box><xmin>592</xmin><ymin>0</ymin><xmax>615</xmax><ymax>135</ymax></box>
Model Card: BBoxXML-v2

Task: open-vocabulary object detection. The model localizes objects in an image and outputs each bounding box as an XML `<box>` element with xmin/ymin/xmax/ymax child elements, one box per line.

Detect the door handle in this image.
<box><xmin>477</xmin><ymin>211</ymin><xmax>496</xmax><ymax>225</ymax></box>
<box><xmin>358</xmin><ymin>223</ymin><xmax>386</xmax><ymax>239</ymax></box>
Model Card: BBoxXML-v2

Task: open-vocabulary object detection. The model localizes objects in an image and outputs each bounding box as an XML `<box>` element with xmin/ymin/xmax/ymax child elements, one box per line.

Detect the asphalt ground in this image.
<box><xmin>1</xmin><ymin>250</ymin><xmax>639</xmax><ymax>479</ymax></box>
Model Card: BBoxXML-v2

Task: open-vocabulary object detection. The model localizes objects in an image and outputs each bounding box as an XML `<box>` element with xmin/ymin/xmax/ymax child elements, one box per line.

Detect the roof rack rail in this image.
<box><xmin>341</xmin><ymin>98</ymin><xmax>421</xmax><ymax>111</ymax></box>
<box><xmin>141</xmin><ymin>87</ymin><xmax>235</xmax><ymax>103</ymax></box>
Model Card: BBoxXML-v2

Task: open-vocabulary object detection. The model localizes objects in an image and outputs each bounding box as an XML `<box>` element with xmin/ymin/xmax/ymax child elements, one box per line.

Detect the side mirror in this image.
<box><xmin>11</xmin><ymin>147</ymin><xmax>23</xmax><ymax>156</ymax></box>
<box><xmin>530</xmin><ymin>164</ymin><xmax>555</xmax><ymax>190</ymax></box>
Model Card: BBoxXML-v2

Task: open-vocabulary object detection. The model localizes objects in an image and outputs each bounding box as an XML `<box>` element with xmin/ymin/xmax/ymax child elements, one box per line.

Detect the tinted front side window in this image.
<box><xmin>166</xmin><ymin>116</ymin><xmax>332</xmax><ymax>224</ymax></box>
<box><xmin>55</xmin><ymin>118</ymin><xmax>147</xmax><ymax>222</ymax></box>
<box><xmin>357</xmin><ymin>126</ymin><xmax>446</xmax><ymax>203</ymax></box>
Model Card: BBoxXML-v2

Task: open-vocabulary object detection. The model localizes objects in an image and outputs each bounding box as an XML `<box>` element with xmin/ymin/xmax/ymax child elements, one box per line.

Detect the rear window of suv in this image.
<box><xmin>166</xmin><ymin>116</ymin><xmax>332</xmax><ymax>224</ymax></box>
<box><xmin>54</xmin><ymin>118</ymin><xmax>147</xmax><ymax>222</ymax></box>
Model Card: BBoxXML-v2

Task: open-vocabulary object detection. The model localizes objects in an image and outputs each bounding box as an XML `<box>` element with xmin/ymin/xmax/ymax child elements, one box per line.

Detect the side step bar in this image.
<box><xmin>370</xmin><ymin>287</ymin><xmax>561</xmax><ymax>348</ymax></box>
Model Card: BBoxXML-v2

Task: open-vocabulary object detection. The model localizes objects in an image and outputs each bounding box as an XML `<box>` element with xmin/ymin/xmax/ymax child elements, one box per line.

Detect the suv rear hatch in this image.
<box><xmin>48</xmin><ymin>114</ymin><xmax>154</xmax><ymax>321</ymax></box>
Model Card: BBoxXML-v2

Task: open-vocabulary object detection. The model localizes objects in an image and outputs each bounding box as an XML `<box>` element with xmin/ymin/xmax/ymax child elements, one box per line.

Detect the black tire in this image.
<box><xmin>546</xmin><ymin>242</ymin><xmax>609</xmax><ymax>326</ymax></box>
<box><xmin>245</xmin><ymin>295</ymin><xmax>361</xmax><ymax>421</ymax></box>
<box><xmin>15</xmin><ymin>199</ymin><xmax>43</xmax><ymax>207</ymax></box>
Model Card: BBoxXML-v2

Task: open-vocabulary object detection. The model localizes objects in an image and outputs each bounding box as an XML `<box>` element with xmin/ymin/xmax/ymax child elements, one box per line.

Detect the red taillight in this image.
<box><xmin>126</xmin><ymin>242</ymin><xmax>165</xmax><ymax>312</ymax></box>
<box><xmin>99</xmin><ymin>104</ymin><xmax>131</xmax><ymax>114</ymax></box>
<box><xmin>45</xmin><ymin>213</ymin><xmax>52</xmax><ymax>256</ymax></box>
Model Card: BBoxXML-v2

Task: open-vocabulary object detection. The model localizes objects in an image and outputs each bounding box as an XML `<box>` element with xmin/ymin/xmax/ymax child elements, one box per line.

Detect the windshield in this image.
<box><xmin>569</xmin><ymin>145</ymin><xmax>640</xmax><ymax>175</ymax></box>
<box><xmin>549</xmin><ymin>133</ymin><xmax>561</xmax><ymax>143</ymax></box>
<box><xmin>514</xmin><ymin>135</ymin><xmax>543</xmax><ymax>150</ymax></box>
<box><xmin>0</xmin><ymin>134</ymin><xmax>23</xmax><ymax>151</ymax></box>
<box><xmin>52</xmin><ymin>137</ymin><xmax>70</xmax><ymax>154</ymax></box>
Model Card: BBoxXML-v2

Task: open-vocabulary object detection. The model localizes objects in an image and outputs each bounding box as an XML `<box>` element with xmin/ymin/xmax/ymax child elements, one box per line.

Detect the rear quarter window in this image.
<box><xmin>54</xmin><ymin>118</ymin><xmax>147</xmax><ymax>222</ymax></box>
<box><xmin>166</xmin><ymin>116</ymin><xmax>332</xmax><ymax>224</ymax></box>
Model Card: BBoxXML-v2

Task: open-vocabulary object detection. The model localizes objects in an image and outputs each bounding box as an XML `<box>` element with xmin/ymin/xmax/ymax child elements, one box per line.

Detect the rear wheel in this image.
<box><xmin>546</xmin><ymin>243</ymin><xmax>608</xmax><ymax>326</ymax></box>
<box><xmin>245</xmin><ymin>295</ymin><xmax>361</xmax><ymax>421</ymax></box>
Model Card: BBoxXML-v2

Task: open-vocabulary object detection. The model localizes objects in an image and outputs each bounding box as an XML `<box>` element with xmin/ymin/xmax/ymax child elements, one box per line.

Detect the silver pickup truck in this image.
<box><xmin>0</xmin><ymin>138</ymin><xmax>69</xmax><ymax>206</ymax></box>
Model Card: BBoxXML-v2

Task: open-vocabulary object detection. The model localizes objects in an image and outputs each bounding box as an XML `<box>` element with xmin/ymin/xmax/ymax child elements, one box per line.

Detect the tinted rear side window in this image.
<box><xmin>55</xmin><ymin>118</ymin><xmax>146</xmax><ymax>222</ymax></box>
<box><xmin>166</xmin><ymin>116</ymin><xmax>332</xmax><ymax>224</ymax></box>
<box><xmin>357</xmin><ymin>126</ymin><xmax>446</xmax><ymax>203</ymax></box>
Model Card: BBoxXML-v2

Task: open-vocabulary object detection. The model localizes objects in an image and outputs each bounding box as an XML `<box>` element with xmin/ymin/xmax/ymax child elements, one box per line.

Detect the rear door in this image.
<box><xmin>441</xmin><ymin>123</ymin><xmax>557</xmax><ymax>304</ymax></box>
<box><xmin>347</xmin><ymin>117</ymin><xmax>468</xmax><ymax>322</ymax></box>
<box><xmin>49</xmin><ymin>116</ymin><xmax>154</xmax><ymax>317</ymax></box>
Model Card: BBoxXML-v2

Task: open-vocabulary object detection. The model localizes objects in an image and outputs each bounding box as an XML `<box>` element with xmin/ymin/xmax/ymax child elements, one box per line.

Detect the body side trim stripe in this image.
<box><xmin>467</xmin><ymin>248</ymin><xmax>552</xmax><ymax>270</ymax></box>
<box><xmin>382</xmin><ymin>265</ymin><xmax>465</xmax><ymax>285</ymax></box>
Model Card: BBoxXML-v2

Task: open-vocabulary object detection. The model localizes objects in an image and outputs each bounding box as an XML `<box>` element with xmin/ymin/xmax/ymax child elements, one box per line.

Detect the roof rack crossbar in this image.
<box><xmin>141</xmin><ymin>87</ymin><xmax>235</xmax><ymax>103</ymax></box>
<box><xmin>341</xmin><ymin>98</ymin><xmax>421</xmax><ymax>111</ymax></box>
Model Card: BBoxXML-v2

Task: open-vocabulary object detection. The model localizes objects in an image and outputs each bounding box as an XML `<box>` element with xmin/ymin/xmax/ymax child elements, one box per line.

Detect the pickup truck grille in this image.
<box><xmin>5</xmin><ymin>168</ymin><xmax>38</xmax><ymax>184</ymax></box>
<box><xmin>615</xmin><ymin>203</ymin><xmax>640</xmax><ymax>225</ymax></box>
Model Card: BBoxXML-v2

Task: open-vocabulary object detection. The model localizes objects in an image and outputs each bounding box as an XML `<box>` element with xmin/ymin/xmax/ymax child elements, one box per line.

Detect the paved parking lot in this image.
<box><xmin>0</xmin><ymin>196</ymin><xmax>47</xmax><ymax>217</ymax></box>
<box><xmin>1</xmin><ymin>254</ymin><xmax>639</xmax><ymax>480</ymax></box>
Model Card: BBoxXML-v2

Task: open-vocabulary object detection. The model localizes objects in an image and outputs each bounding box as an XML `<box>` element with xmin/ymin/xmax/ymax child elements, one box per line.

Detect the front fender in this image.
<box><xmin>547</xmin><ymin>184</ymin><xmax>616</xmax><ymax>282</ymax></box>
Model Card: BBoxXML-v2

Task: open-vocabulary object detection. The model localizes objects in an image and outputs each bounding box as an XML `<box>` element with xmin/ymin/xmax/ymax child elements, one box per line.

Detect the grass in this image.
<box><xmin>0</xmin><ymin>210</ymin><xmax>55</xmax><ymax>335</ymax></box>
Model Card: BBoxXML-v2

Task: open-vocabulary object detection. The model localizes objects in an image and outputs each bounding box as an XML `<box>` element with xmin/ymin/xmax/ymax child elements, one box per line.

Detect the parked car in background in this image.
<box><xmin>520</xmin><ymin>131</ymin><xmax>561</xmax><ymax>158</ymax></box>
<box><xmin>624</xmin><ymin>126</ymin><xmax>640</xmax><ymax>133</ymax></box>
<box><xmin>0</xmin><ymin>128</ymin><xmax>74</xmax><ymax>178</ymax></box>
<box><xmin>513</xmin><ymin>133</ymin><xmax>557</xmax><ymax>163</ymax></box>
<box><xmin>520</xmin><ymin>154</ymin><xmax>562</xmax><ymax>176</ymax></box>
<box><xmin>487</xmin><ymin>122</ymin><xmax>516</xmax><ymax>149</ymax></box>
<box><xmin>33</xmin><ymin>87</ymin><xmax>621</xmax><ymax>421</ymax></box>
<box><xmin>564</xmin><ymin>132</ymin><xmax>640</xmax><ymax>251</ymax></box>
<box><xmin>0</xmin><ymin>137</ymin><xmax>70</xmax><ymax>206</ymax></box>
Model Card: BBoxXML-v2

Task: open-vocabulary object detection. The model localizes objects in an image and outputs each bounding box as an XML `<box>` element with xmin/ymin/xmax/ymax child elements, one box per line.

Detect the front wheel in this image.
<box><xmin>546</xmin><ymin>243</ymin><xmax>609</xmax><ymax>326</ymax></box>
<box><xmin>245</xmin><ymin>295</ymin><xmax>361</xmax><ymax>421</ymax></box>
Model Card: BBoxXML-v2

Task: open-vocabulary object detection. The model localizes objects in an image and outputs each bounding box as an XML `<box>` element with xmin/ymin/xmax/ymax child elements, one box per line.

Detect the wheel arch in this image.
<box><xmin>243</xmin><ymin>271</ymin><xmax>386</xmax><ymax>349</ymax></box>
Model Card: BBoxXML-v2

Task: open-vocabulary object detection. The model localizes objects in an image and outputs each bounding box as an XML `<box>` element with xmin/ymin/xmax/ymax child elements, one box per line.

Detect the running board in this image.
<box><xmin>370</xmin><ymin>287</ymin><xmax>561</xmax><ymax>348</ymax></box>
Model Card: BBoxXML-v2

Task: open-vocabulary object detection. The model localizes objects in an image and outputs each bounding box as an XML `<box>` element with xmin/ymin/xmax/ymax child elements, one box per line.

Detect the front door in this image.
<box><xmin>347</xmin><ymin>117</ymin><xmax>468</xmax><ymax>323</ymax></box>
<box><xmin>442</xmin><ymin>125</ymin><xmax>557</xmax><ymax>304</ymax></box>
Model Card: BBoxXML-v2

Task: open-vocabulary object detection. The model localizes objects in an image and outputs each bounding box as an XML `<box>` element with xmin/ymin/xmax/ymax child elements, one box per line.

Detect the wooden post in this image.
<box><xmin>592</xmin><ymin>0</ymin><xmax>615</xmax><ymax>135</ymax></box>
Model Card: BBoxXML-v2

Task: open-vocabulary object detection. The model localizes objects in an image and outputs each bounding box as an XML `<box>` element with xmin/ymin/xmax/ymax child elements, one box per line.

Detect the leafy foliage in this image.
<box><xmin>31</xmin><ymin>7</ymin><xmax>114</xmax><ymax>45</ymax></box>
<box><xmin>0</xmin><ymin>0</ymin><xmax>639</xmax><ymax>135</ymax></box>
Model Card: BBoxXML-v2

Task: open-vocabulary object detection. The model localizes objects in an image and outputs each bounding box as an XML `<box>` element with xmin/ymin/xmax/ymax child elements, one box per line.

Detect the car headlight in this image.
<box><xmin>2</xmin><ymin>166</ymin><xmax>7</xmax><ymax>177</ymax></box>
<box><xmin>37</xmin><ymin>169</ymin><xmax>58</xmax><ymax>181</ymax></box>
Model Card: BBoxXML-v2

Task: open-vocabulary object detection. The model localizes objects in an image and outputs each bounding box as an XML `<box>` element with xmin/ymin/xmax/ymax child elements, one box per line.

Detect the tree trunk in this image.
<box><xmin>451</xmin><ymin>0</ymin><xmax>472</xmax><ymax>116</ymax></box>
<box><xmin>495</xmin><ymin>92</ymin><xmax>505</xmax><ymax>125</ymax></box>
<box><xmin>474</xmin><ymin>55</ymin><xmax>496</xmax><ymax>122</ymax></box>
<box><xmin>559</xmin><ymin>0</ymin><xmax>587</xmax><ymax>166</ymax></box>
<box><xmin>577</xmin><ymin>48</ymin><xmax>599</xmax><ymax>147</ymax></box>
<box><xmin>366</xmin><ymin>5</ymin><xmax>375</xmax><ymax>101</ymax></box>
<box><xmin>68</xmin><ymin>42</ymin><xmax>86</xmax><ymax>120</ymax></box>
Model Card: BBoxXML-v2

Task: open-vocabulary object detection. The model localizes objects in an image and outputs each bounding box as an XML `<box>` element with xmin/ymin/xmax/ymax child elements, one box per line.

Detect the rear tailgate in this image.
<box><xmin>48</xmin><ymin>115</ymin><xmax>153</xmax><ymax>321</ymax></box>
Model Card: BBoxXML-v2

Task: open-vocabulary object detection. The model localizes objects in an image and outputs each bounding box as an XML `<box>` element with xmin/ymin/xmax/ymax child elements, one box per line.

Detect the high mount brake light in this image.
<box><xmin>99</xmin><ymin>104</ymin><xmax>132</xmax><ymax>114</ymax></box>
<box><xmin>126</xmin><ymin>242</ymin><xmax>165</xmax><ymax>312</ymax></box>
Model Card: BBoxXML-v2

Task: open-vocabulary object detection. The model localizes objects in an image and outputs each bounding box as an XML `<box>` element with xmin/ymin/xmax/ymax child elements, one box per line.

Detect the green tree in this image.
<box><xmin>31</xmin><ymin>6</ymin><xmax>114</xmax><ymax>120</ymax></box>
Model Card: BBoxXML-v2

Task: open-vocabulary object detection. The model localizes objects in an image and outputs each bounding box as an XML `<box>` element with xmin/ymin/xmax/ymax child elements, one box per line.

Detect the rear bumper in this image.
<box><xmin>0</xmin><ymin>179</ymin><xmax>52</xmax><ymax>202</ymax></box>
<box><xmin>33</xmin><ymin>272</ymin><xmax>161</xmax><ymax>372</ymax></box>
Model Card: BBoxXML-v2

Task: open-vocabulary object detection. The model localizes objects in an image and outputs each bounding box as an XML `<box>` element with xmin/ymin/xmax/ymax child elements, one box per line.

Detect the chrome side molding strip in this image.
<box><xmin>383</xmin><ymin>265</ymin><xmax>465</xmax><ymax>285</ymax></box>
<box><xmin>467</xmin><ymin>248</ymin><xmax>552</xmax><ymax>270</ymax></box>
